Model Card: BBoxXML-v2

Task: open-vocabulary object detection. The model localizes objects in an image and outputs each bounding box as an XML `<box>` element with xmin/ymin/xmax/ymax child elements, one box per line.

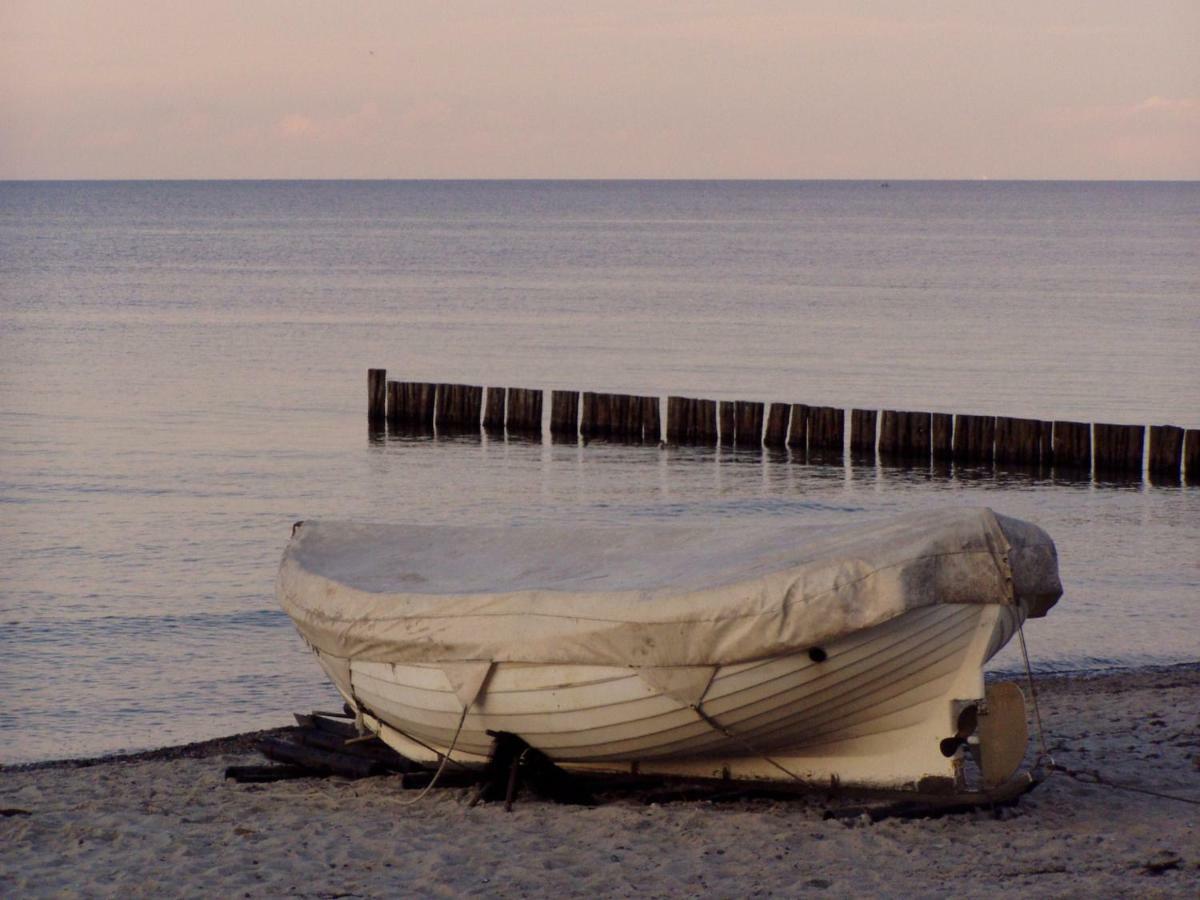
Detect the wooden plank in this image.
<box><xmin>549</xmin><ymin>390</ymin><xmax>578</xmax><ymax>437</ymax></box>
<box><xmin>483</xmin><ymin>387</ymin><xmax>507</xmax><ymax>431</ymax></box>
<box><xmin>931</xmin><ymin>413</ymin><xmax>953</xmax><ymax>462</ymax></box>
<box><xmin>994</xmin><ymin>416</ymin><xmax>1042</xmax><ymax>467</ymax></box>
<box><xmin>808</xmin><ymin>406</ymin><xmax>844</xmax><ymax>457</ymax></box>
<box><xmin>308</xmin><ymin>715</ymin><xmax>359</xmax><ymax>739</ymax></box>
<box><xmin>953</xmin><ymin>414</ymin><xmax>996</xmax><ymax>464</ymax></box>
<box><xmin>1147</xmin><ymin>425</ymin><xmax>1183</xmax><ymax>480</ymax></box>
<box><xmin>506</xmin><ymin>387</ymin><xmax>543</xmax><ymax>435</ymax></box>
<box><xmin>225</xmin><ymin>764</ymin><xmax>314</xmax><ymax>783</ymax></box>
<box><xmin>294</xmin><ymin>730</ymin><xmax>413</xmax><ymax>771</ymax></box>
<box><xmin>257</xmin><ymin>737</ymin><xmax>381</xmax><ymax>779</ymax></box>
<box><xmin>368</xmin><ymin>369</ymin><xmax>387</xmax><ymax>423</ymax></box>
<box><xmin>718</xmin><ymin>401</ymin><xmax>736</xmax><ymax>444</ymax></box>
<box><xmin>1052</xmin><ymin>420</ymin><xmax>1090</xmax><ymax>471</ymax></box>
<box><xmin>787</xmin><ymin>404</ymin><xmax>809</xmax><ymax>450</ymax></box>
<box><xmin>763</xmin><ymin>403</ymin><xmax>790</xmax><ymax>448</ymax></box>
<box><xmin>641</xmin><ymin>396</ymin><xmax>661</xmax><ymax>444</ymax></box>
<box><xmin>1093</xmin><ymin>423</ymin><xmax>1144</xmax><ymax>475</ymax></box>
<box><xmin>1185</xmin><ymin>430</ymin><xmax>1200</xmax><ymax>485</ymax></box>
<box><xmin>850</xmin><ymin>409</ymin><xmax>877</xmax><ymax>456</ymax></box>
<box><xmin>734</xmin><ymin>401</ymin><xmax>764</xmax><ymax>449</ymax></box>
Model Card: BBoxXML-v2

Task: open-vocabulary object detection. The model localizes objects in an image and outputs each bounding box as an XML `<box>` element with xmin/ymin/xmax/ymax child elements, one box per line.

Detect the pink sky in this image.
<box><xmin>2</xmin><ymin>1</ymin><xmax>1197</xmax><ymax>179</ymax></box>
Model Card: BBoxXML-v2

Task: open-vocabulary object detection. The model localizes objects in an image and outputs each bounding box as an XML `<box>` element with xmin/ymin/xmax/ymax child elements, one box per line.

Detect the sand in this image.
<box><xmin>3</xmin><ymin>666</ymin><xmax>1197</xmax><ymax>898</ymax></box>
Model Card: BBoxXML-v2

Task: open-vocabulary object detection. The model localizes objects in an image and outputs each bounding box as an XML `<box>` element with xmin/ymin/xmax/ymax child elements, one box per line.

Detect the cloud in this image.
<box><xmin>1042</xmin><ymin>96</ymin><xmax>1200</xmax><ymax>127</ymax></box>
<box><xmin>81</xmin><ymin>126</ymin><xmax>136</xmax><ymax>149</ymax></box>
<box><xmin>274</xmin><ymin>102</ymin><xmax>381</xmax><ymax>143</ymax></box>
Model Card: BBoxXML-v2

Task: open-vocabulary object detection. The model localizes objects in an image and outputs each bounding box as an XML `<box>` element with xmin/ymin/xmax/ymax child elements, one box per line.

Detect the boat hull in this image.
<box><xmin>312</xmin><ymin>601</ymin><xmax>1024</xmax><ymax>790</ymax></box>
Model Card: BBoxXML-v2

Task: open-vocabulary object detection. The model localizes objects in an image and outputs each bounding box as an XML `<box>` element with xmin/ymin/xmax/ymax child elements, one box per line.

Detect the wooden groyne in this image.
<box><xmin>367</xmin><ymin>370</ymin><xmax>1199</xmax><ymax>484</ymax></box>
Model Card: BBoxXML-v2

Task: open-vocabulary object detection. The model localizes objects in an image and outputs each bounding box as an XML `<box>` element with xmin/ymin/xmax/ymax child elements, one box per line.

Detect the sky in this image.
<box><xmin>1</xmin><ymin>1</ymin><xmax>1197</xmax><ymax>179</ymax></box>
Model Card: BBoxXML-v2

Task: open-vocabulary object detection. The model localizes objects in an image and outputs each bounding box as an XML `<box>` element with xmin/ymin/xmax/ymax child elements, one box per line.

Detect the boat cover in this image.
<box><xmin>276</xmin><ymin>507</ymin><xmax>1061</xmax><ymax>668</ymax></box>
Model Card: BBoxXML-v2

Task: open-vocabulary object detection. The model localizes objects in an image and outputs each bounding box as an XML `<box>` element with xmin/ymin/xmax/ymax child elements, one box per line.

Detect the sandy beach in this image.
<box><xmin>3</xmin><ymin>666</ymin><xmax>1197</xmax><ymax>898</ymax></box>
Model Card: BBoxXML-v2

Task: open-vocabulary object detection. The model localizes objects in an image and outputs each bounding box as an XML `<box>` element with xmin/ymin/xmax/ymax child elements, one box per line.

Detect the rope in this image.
<box><xmin>1048</xmin><ymin>762</ymin><xmax>1200</xmax><ymax>806</ymax></box>
<box><xmin>1016</xmin><ymin>617</ymin><xmax>1198</xmax><ymax>807</ymax></box>
<box><xmin>1016</xmin><ymin>618</ymin><xmax>1054</xmax><ymax>772</ymax></box>
<box><xmin>393</xmin><ymin>705</ymin><xmax>470</xmax><ymax>808</ymax></box>
<box><xmin>691</xmin><ymin>705</ymin><xmax>809</xmax><ymax>784</ymax></box>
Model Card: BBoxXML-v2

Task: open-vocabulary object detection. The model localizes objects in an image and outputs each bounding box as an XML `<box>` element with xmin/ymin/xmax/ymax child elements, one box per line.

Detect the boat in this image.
<box><xmin>276</xmin><ymin>507</ymin><xmax>1062</xmax><ymax>792</ymax></box>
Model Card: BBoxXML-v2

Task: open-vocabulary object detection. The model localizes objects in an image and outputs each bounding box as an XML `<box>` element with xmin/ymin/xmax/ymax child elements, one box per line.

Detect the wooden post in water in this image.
<box><xmin>483</xmin><ymin>387</ymin><xmax>507</xmax><ymax>432</ymax></box>
<box><xmin>787</xmin><ymin>404</ymin><xmax>810</xmax><ymax>452</ymax></box>
<box><xmin>764</xmin><ymin>403</ymin><xmax>790</xmax><ymax>448</ymax></box>
<box><xmin>611</xmin><ymin>394</ymin><xmax>637</xmax><ymax>439</ymax></box>
<box><xmin>1093</xmin><ymin>423</ymin><xmax>1144</xmax><ymax>477</ymax></box>
<box><xmin>386</xmin><ymin>380</ymin><xmax>401</xmax><ymax>425</ymax></box>
<box><xmin>641</xmin><ymin>396</ymin><xmax>661</xmax><ymax>443</ymax></box>
<box><xmin>669</xmin><ymin>397</ymin><xmax>717</xmax><ymax>445</ymax></box>
<box><xmin>506</xmin><ymin>388</ymin><xmax>543</xmax><ymax>436</ymax></box>
<box><xmin>435</xmin><ymin>383</ymin><xmax>483</xmax><ymax>431</ymax></box>
<box><xmin>879</xmin><ymin>410</ymin><xmax>930</xmax><ymax>462</ymax></box>
<box><xmin>1037</xmin><ymin>420</ymin><xmax>1054</xmax><ymax>466</ymax></box>
<box><xmin>850</xmin><ymin>409</ymin><xmax>877</xmax><ymax>458</ymax></box>
<box><xmin>667</xmin><ymin>396</ymin><xmax>690</xmax><ymax>443</ymax></box>
<box><xmin>1051</xmin><ymin>421</ymin><xmax>1090</xmax><ymax>472</ymax></box>
<box><xmin>580</xmin><ymin>392</ymin><xmax>608</xmax><ymax>438</ymax></box>
<box><xmin>808</xmin><ymin>406</ymin><xmax>844</xmax><ymax>459</ymax></box>
<box><xmin>368</xmin><ymin>369</ymin><xmax>387</xmax><ymax>424</ymax></box>
<box><xmin>694</xmin><ymin>399</ymin><xmax>718</xmax><ymax>445</ymax></box>
<box><xmin>994</xmin><ymin>417</ymin><xmax>1043</xmax><ymax>467</ymax></box>
<box><xmin>718</xmin><ymin>401</ymin><xmax>736</xmax><ymax>444</ymax></box>
<box><xmin>953</xmin><ymin>414</ymin><xmax>996</xmax><ymax>465</ymax></box>
<box><xmin>549</xmin><ymin>390</ymin><xmax>578</xmax><ymax>438</ymax></box>
<box><xmin>878</xmin><ymin>410</ymin><xmax>902</xmax><ymax>459</ymax></box>
<box><xmin>905</xmin><ymin>411</ymin><xmax>932</xmax><ymax>462</ymax></box>
<box><xmin>1147</xmin><ymin>425</ymin><xmax>1184</xmax><ymax>483</ymax></box>
<box><xmin>734</xmin><ymin>401</ymin><xmax>764</xmax><ymax>449</ymax></box>
<box><xmin>1184</xmin><ymin>430</ymin><xmax>1200</xmax><ymax>485</ymax></box>
<box><xmin>931</xmin><ymin>413</ymin><xmax>953</xmax><ymax>463</ymax></box>
<box><xmin>387</xmin><ymin>382</ymin><xmax>436</xmax><ymax>427</ymax></box>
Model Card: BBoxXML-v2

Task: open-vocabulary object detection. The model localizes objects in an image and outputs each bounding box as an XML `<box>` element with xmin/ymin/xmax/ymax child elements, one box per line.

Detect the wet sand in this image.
<box><xmin>3</xmin><ymin>666</ymin><xmax>1197</xmax><ymax>898</ymax></box>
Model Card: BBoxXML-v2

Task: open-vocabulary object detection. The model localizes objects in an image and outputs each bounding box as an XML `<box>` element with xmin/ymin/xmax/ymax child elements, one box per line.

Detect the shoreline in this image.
<box><xmin>3</xmin><ymin>665</ymin><xmax>1197</xmax><ymax>897</ymax></box>
<box><xmin>7</xmin><ymin>661</ymin><xmax>1198</xmax><ymax>774</ymax></box>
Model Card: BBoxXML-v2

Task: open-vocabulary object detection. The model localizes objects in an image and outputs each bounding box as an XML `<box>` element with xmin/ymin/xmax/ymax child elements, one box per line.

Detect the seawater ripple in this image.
<box><xmin>1</xmin><ymin>180</ymin><xmax>1197</xmax><ymax>764</ymax></box>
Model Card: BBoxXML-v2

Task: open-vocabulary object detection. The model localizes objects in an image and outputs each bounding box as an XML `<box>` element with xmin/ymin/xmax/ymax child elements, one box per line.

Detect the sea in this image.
<box><xmin>1</xmin><ymin>180</ymin><xmax>1197</xmax><ymax>765</ymax></box>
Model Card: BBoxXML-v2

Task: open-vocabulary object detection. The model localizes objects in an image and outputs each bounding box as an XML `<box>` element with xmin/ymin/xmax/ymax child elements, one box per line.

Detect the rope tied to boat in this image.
<box><xmin>690</xmin><ymin>704</ymin><xmax>809</xmax><ymax>785</ymax></box>
<box><xmin>1016</xmin><ymin>619</ymin><xmax>1200</xmax><ymax>807</ymax></box>
<box><xmin>1016</xmin><ymin>619</ymin><xmax>1055</xmax><ymax>775</ymax></box>
<box><xmin>392</xmin><ymin>705</ymin><xmax>470</xmax><ymax>808</ymax></box>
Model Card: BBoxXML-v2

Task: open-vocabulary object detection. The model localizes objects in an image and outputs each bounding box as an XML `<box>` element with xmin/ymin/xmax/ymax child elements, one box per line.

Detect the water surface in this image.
<box><xmin>2</xmin><ymin>180</ymin><xmax>1197</xmax><ymax>764</ymax></box>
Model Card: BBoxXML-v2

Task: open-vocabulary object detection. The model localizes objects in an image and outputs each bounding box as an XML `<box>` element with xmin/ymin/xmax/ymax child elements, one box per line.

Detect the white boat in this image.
<box><xmin>276</xmin><ymin>508</ymin><xmax>1061</xmax><ymax>791</ymax></box>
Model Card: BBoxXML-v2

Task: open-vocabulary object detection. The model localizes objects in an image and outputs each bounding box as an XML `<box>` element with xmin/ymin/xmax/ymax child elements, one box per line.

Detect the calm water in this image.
<box><xmin>1</xmin><ymin>181</ymin><xmax>1197</xmax><ymax>765</ymax></box>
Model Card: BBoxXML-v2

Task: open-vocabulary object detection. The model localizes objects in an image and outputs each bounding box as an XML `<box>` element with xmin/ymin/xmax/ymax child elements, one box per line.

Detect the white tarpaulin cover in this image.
<box><xmin>276</xmin><ymin>507</ymin><xmax>1061</xmax><ymax>668</ymax></box>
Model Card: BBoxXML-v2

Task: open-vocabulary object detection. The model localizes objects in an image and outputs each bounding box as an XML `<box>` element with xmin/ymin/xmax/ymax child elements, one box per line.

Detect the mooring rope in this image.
<box><xmin>392</xmin><ymin>705</ymin><xmax>470</xmax><ymax>808</ymax></box>
<box><xmin>691</xmin><ymin>704</ymin><xmax>809</xmax><ymax>785</ymax></box>
<box><xmin>1016</xmin><ymin>619</ymin><xmax>1054</xmax><ymax>772</ymax></box>
<box><xmin>1016</xmin><ymin>618</ymin><xmax>1199</xmax><ymax>807</ymax></box>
